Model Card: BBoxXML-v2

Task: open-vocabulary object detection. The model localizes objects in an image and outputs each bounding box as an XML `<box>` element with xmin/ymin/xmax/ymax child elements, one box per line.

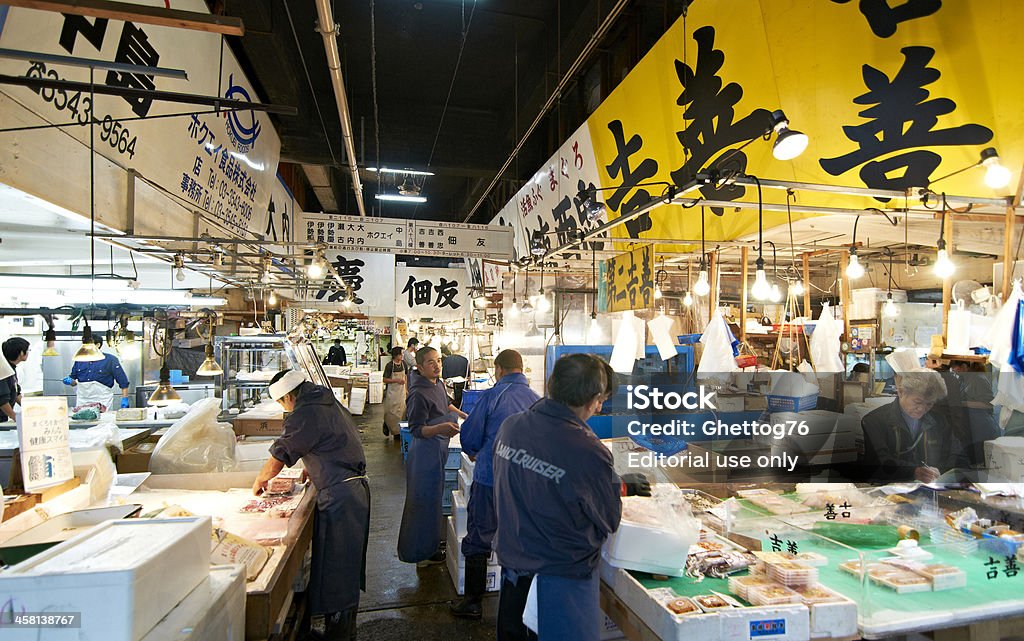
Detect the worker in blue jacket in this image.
<box><xmin>493</xmin><ymin>354</ymin><xmax>650</xmax><ymax>641</ymax></box>
<box><xmin>63</xmin><ymin>336</ymin><xmax>131</xmax><ymax>411</ymax></box>
<box><xmin>451</xmin><ymin>349</ymin><xmax>540</xmax><ymax>619</ymax></box>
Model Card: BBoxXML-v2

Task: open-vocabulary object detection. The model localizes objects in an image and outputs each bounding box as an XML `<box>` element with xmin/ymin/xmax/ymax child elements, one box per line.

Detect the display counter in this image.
<box><xmin>600</xmin><ymin>440</ymin><xmax>1024</xmax><ymax>641</ymax></box>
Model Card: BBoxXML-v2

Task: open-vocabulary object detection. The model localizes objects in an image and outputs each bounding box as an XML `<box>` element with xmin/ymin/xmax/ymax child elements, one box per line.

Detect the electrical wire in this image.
<box><xmin>369</xmin><ymin>0</ymin><xmax>382</xmax><ymax>215</ymax></box>
<box><xmin>283</xmin><ymin>0</ymin><xmax>339</xmax><ymax>168</ymax></box>
<box><xmin>424</xmin><ymin>0</ymin><xmax>477</xmax><ymax>170</ymax></box>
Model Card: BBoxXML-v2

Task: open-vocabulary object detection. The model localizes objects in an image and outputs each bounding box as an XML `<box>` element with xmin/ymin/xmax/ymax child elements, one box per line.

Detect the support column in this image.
<box><xmin>740</xmin><ymin>246</ymin><xmax>749</xmax><ymax>343</ymax></box>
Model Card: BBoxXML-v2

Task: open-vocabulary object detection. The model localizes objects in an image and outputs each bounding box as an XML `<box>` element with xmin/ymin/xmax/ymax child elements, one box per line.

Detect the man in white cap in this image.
<box><xmin>254</xmin><ymin>369</ymin><xmax>369</xmax><ymax>641</ymax></box>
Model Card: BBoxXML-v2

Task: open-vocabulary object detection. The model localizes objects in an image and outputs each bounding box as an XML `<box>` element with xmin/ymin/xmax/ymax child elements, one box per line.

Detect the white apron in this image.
<box><xmin>76</xmin><ymin>380</ymin><xmax>115</xmax><ymax>412</ymax></box>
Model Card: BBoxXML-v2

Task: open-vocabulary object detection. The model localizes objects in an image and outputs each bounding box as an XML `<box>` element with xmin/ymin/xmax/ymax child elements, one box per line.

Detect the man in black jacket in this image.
<box><xmin>324</xmin><ymin>339</ymin><xmax>348</xmax><ymax>367</ymax></box>
<box><xmin>254</xmin><ymin>370</ymin><xmax>369</xmax><ymax>641</ymax></box>
<box><xmin>858</xmin><ymin>369</ymin><xmax>968</xmax><ymax>483</ymax></box>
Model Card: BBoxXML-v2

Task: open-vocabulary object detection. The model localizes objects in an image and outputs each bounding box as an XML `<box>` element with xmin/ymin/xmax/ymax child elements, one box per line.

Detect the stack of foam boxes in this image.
<box><xmin>447</xmin><ymin>451</ymin><xmax>502</xmax><ymax>595</ymax></box>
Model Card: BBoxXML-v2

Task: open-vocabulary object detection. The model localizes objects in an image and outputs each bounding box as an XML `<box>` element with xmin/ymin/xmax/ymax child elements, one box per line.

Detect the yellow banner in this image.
<box><xmin>601</xmin><ymin>245</ymin><xmax>654</xmax><ymax>313</ymax></box>
<box><xmin>586</xmin><ymin>1</ymin><xmax>1022</xmax><ymax>247</ymax></box>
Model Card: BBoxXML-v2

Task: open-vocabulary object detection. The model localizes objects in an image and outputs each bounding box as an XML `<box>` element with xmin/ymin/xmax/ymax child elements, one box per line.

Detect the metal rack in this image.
<box><xmin>214</xmin><ymin>335</ymin><xmax>293</xmax><ymax>414</ymax></box>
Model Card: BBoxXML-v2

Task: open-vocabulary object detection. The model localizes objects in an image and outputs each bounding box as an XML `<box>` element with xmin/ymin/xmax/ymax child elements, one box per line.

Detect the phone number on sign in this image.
<box><xmin>0</xmin><ymin>613</ymin><xmax>82</xmax><ymax>628</ymax></box>
<box><xmin>24</xmin><ymin>62</ymin><xmax>138</xmax><ymax>159</ymax></box>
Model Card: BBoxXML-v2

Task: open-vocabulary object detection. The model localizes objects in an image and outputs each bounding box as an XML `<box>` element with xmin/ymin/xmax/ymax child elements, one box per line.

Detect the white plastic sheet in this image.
<box><xmin>697</xmin><ymin>309</ymin><xmax>739</xmax><ymax>382</ymax></box>
<box><xmin>150</xmin><ymin>397</ymin><xmax>237</xmax><ymax>474</ymax></box>
<box><xmin>610</xmin><ymin>311</ymin><xmax>645</xmax><ymax>373</ymax></box>
<box><xmin>985</xmin><ymin>283</ymin><xmax>1022</xmax><ymax>370</ymax></box>
<box><xmin>647</xmin><ymin>314</ymin><xmax>678</xmax><ymax>361</ymax></box>
<box><xmin>809</xmin><ymin>303</ymin><xmax>844</xmax><ymax>373</ymax></box>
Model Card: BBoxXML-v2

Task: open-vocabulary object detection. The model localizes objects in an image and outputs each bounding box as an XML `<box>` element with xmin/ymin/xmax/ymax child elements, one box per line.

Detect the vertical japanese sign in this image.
<box><xmin>307</xmin><ymin>251</ymin><xmax>397</xmax><ymax>317</ymax></box>
<box><xmin>600</xmin><ymin>246</ymin><xmax>654</xmax><ymax>313</ymax></box>
<box><xmin>395</xmin><ymin>266</ymin><xmax>470</xmax><ymax>323</ymax></box>
<box><xmin>0</xmin><ymin>0</ymin><xmax>281</xmax><ymax>236</ymax></box>
<box><xmin>492</xmin><ymin>1</ymin><xmax>1022</xmax><ymax>246</ymax></box>
<box><xmin>17</xmin><ymin>397</ymin><xmax>74</xmax><ymax>492</ymax></box>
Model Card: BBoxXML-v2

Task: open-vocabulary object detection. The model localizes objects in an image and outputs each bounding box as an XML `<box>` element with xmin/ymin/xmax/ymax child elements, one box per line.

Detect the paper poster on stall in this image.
<box><xmin>599</xmin><ymin>246</ymin><xmax>655</xmax><ymax>313</ymax></box>
<box><xmin>17</xmin><ymin>396</ymin><xmax>74</xmax><ymax>492</ymax></box>
<box><xmin>395</xmin><ymin>266</ymin><xmax>470</xmax><ymax>323</ymax></box>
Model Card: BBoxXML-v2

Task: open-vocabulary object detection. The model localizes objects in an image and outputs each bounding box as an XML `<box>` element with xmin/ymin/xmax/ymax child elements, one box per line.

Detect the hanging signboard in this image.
<box><xmin>481</xmin><ymin>260</ymin><xmax>510</xmax><ymax>290</ymax></box>
<box><xmin>488</xmin><ymin>129</ymin><xmax>606</xmax><ymax>261</ymax></box>
<box><xmin>600</xmin><ymin>245</ymin><xmax>654</xmax><ymax>313</ymax></box>
<box><xmin>305</xmin><ymin>251</ymin><xmax>397</xmax><ymax>317</ymax></box>
<box><xmin>0</xmin><ymin>0</ymin><xmax>282</xmax><ymax>238</ymax></box>
<box><xmin>395</xmin><ymin>266</ymin><xmax>470</xmax><ymax>323</ymax></box>
<box><xmin>492</xmin><ymin>1</ymin><xmax>1023</xmax><ymax>248</ymax></box>
<box><xmin>298</xmin><ymin>212</ymin><xmax>514</xmax><ymax>260</ymax></box>
<box><xmin>17</xmin><ymin>396</ymin><xmax>74</xmax><ymax>492</ymax></box>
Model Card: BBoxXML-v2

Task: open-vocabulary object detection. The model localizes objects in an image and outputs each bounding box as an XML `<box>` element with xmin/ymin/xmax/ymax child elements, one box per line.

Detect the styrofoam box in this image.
<box><xmin>452</xmin><ymin>489</ymin><xmax>468</xmax><ymax>538</ymax></box>
<box><xmin>445</xmin><ymin>517</ymin><xmax>499</xmax><ymax>595</ymax></box>
<box><xmin>985</xmin><ymin>437</ymin><xmax>1024</xmax><ymax>482</ymax></box>
<box><xmin>0</xmin><ymin>516</ymin><xmax>212</xmax><ymax>641</ymax></box>
<box><xmin>600</xmin><ymin>562</ymin><xmax>811</xmax><ymax>641</ymax></box>
<box><xmin>458</xmin><ymin>467</ymin><xmax>473</xmax><ymax>501</ymax></box>
<box><xmin>140</xmin><ymin>565</ymin><xmax>245</xmax><ymax>641</ymax></box>
<box><xmin>603</xmin><ymin>519</ymin><xmax>695</xmax><ymax>577</ymax></box>
<box><xmin>461</xmin><ymin>451</ymin><xmax>475</xmax><ymax>475</ymax></box>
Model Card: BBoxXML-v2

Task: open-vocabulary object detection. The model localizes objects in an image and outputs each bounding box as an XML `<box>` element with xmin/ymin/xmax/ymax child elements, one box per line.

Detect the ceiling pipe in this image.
<box><xmin>462</xmin><ymin>0</ymin><xmax>630</xmax><ymax>223</ymax></box>
<box><xmin>314</xmin><ymin>0</ymin><xmax>366</xmax><ymax>217</ymax></box>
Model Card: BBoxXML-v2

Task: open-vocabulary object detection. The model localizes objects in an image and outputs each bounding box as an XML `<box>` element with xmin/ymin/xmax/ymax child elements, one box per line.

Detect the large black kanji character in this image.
<box><xmin>105</xmin><ymin>22</ymin><xmax>160</xmax><ymax>117</ymax></box>
<box><xmin>820</xmin><ymin>46</ymin><xmax>992</xmax><ymax>196</ymax></box>
<box><xmin>573</xmin><ymin>179</ymin><xmax>605</xmax><ymax>252</ymax></box>
<box><xmin>605</xmin><ymin>120</ymin><xmax>659</xmax><ymax>238</ymax></box>
<box><xmin>640</xmin><ymin>249</ymin><xmax>653</xmax><ymax>307</ymax></box>
<box><xmin>670</xmin><ymin>26</ymin><xmax>773</xmax><ymax>215</ymax></box>
<box><xmin>434</xmin><ymin>279</ymin><xmax>462</xmax><ymax>309</ymax></box>
<box><xmin>265</xmin><ymin>198</ymin><xmax>278</xmax><ymax>242</ymax></box>
<box><xmin>332</xmin><ymin>257</ymin><xmax>366</xmax><ymax>294</ymax></box>
<box><xmin>59</xmin><ymin>14</ymin><xmax>109</xmax><ymax>54</ymax></box>
<box><xmin>551</xmin><ymin>197</ymin><xmax>581</xmax><ymax>261</ymax></box>
<box><xmin>831</xmin><ymin>0</ymin><xmax>942</xmax><ymax>38</ymax></box>
<box><xmin>402</xmin><ymin>276</ymin><xmax>433</xmax><ymax>307</ymax></box>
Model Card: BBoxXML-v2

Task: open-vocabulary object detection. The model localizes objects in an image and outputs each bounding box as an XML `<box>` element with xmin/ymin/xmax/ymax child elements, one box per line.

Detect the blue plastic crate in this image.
<box><xmin>446</xmin><ymin>446</ymin><xmax>462</xmax><ymax>470</ymax></box>
<box><xmin>766</xmin><ymin>393</ymin><xmax>818</xmax><ymax>413</ymax></box>
<box><xmin>400</xmin><ymin>427</ymin><xmax>412</xmax><ymax>462</ymax></box>
<box><xmin>460</xmin><ymin>389</ymin><xmax>485</xmax><ymax>415</ymax></box>
<box><xmin>677</xmin><ymin>333</ymin><xmax>702</xmax><ymax>344</ymax></box>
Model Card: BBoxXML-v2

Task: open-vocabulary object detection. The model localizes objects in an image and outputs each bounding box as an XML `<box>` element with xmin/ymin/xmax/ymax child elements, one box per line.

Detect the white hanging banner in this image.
<box><xmin>395</xmin><ymin>266</ymin><xmax>470</xmax><ymax>323</ymax></box>
<box><xmin>306</xmin><ymin>251</ymin><xmax>397</xmax><ymax>317</ymax></box>
<box><xmin>0</xmin><ymin>0</ymin><xmax>282</xmax><ymax>237</ymax></box>
<box><xmin>17</xmin><ymin>396</ymin><xmax>74</xmax><ymax>492</ymax></box>
<box><xmin>488</xmin><ymin>127</ymin><xmax>604</xmax><ymax>261</ymax></box>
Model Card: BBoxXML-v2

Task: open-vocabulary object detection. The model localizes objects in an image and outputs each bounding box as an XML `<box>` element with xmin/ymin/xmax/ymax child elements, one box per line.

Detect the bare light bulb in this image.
<box><xmin>934</xmin><ymin>248</ymin><xmax>956</xmax><ymax>279</ymax></box>
<box><xmin>791</xmin><ymin>279</ymin><xmax>805</xmax><ymax>296</ymax></box>
<box><xmin>474</xmin><ymin>295</ymin><xmax>488</xmax><ymax>309</ymax></box>
<box><xmin>769</xmin><ymin>283</ymin><xmax>782</xmax><ymax>303</ymax></box>
<box><xmin>846</xmin><ymin>253</ymin><xmax>865</xmax><ymax>280</ymax></box>
<box><xmin>983</xmin><ymin>153</ymin><xmax>1012</xmax><ymax>189</ymax></box>
<box><xmin>654</xmin><ymin>285</ymin><xmax>663</xmax><ymax>300</ymax></box>
<box><xmin>587</xmin><ymin>315</ymin><xmax>602</xmax><ymax>343</ymax></box>
<box><xmin>536</xmin><ymin>292</ymin><xmax>551</xmax><ymax>313</ymax></box>
<box><xmin>683</xmin><ymin>291</ymin><xmax>694</xmax><ymax>307</ymax></box>
<box><xmin>883</xmin><ymin>294</ymin><xmax>899</xmax><ymax>318</ymax></box>
<box><xmin>694</xmin><ymin>270</ymin><xmax>711</xmax><ymax>297</ymax></box>
<box><xmin>267</xmin><ymin>292</ymin><xmax>277</xmax><ymax>306</ymax></box>
<box><xmin>175</xmin><ymin>266</ymin><xmax>186</xmax><ymax>282</ymax></box>
<box><xmin>508</xmin><ymin>301</ymin><xmax>520</xmax><ymax>318</ymax></box>
<box><xmin>751</xmin><ymin>269</ymin><xmax>771</xmax><ymax>300</ymax></box>
<box><xmin>307</xmin><ymin>258</ymin><xmax>325</xmax><ymax>279</ymax></box>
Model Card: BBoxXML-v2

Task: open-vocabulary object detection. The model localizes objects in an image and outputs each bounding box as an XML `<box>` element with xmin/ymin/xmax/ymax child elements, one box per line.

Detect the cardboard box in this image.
<box><xmin>117</xmin><ymin>442</ymin><xmax>156</xmax><ymax>473</ymax></box>
<box><xmin>232</xmin><ymin>417</ymin><xmax>285</xmax><ymax>436</ymax></box>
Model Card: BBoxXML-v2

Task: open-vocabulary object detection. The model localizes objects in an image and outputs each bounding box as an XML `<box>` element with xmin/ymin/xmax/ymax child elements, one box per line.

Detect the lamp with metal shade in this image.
<box><xmin>196</xmin><ymin>344</ymin><xmax>223</xmax><ymax>377</ymax></box>
<box><xmin>42</xmin><ymin>323</ymin><xmax>59</xmax><ymax>357</ymax></box>
<box><xmin>148</xmin><ymin>363</ymin><xmax>183</xmax><ymax>406</ymax></box>
<box><xmin>73</xmin><ymin>322</ymin><xmax>105</xmax><ymax>362</ymax></box>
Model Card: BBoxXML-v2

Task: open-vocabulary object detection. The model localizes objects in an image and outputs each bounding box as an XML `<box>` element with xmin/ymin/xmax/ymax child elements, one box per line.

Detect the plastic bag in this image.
<box><xmin>150</xmin><ymin>397</ymin><xmax>238</xmax><ymax>474</ymax></box>
<box><xmin>697</xmin><ymin>309</ymin><xmax>740</xmax><ymax>382</ymax></box>
<box><xmin>809</xmin><ymin>302</ymin><xmax>844</xmax><ymax>373</ymax></box>
<box><xmin>523</xmin><ymin>576</ymin><xmax>539</xmax><ymax>634</ymax></box>
<box><xmin>1010</xmin><ymin>300</ymin><xmax>1024</xmax><ymax>374</ymax></box>
<box><xmin>985</xmin><ymin>283</ymin><xmax>1022</xmax><ymax>369</ymax></box>
<box><xmin>68</xmin><ymin>421</ymin><xmax>124</xmax><ymax>452</ymax></box>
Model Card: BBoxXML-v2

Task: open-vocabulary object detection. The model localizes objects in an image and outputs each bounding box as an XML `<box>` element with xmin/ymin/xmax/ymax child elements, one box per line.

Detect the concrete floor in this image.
<box><xmin>351</xmin><ymin>403</ymin><xmax>498</xmax><ymax>640</ymax></box>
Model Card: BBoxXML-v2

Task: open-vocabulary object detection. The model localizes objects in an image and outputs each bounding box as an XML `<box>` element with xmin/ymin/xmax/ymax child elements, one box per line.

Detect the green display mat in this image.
<box><xmin>630</xmin><ymin>534</ymin><xmax>1024</xmax><ymax>623</ymax></box>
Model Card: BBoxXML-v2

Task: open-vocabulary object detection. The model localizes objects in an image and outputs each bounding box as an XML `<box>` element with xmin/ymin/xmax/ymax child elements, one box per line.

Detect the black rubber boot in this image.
<box><xmin>450</xmin><ymin>554</ymin><xmax>488</xmax><ymax>619</ymax></box>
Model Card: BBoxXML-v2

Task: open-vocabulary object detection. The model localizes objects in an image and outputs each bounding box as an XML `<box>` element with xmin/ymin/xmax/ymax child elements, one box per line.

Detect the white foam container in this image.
<box><xmin>0</xmin><ymin>516</ymin><xmax>212</xmax><ymax>641</ymax></box>
<box><xmin>458</xmin><ymin>467</ymin><xmax>473</xmax><ymax>501</ymax></box>
<box><xmin>461</xmin><ymin>451</ymin><xmax>475</xmax><ymax>476</ymax></box>
<box><xmin>445</xmin><ymin>516</ymin><xmax>499</xmax><ymax>595</ymax></box>
<box><xmin>140</xmin><ymin>565</ymin><xmax>245</xmax><ymax>641</ymax></box>
<box><xmin>602</xmin><ymin>520</ymin><xmax>694</xmax><ymax>577</ymax></box>
<box><xmin>452</xmin><ymin>489</ymin><xmax>468</xmax><ymax>538</ymax></box>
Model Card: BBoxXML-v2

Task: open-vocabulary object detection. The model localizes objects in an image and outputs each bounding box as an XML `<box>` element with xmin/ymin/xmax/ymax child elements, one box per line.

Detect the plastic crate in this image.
<box><xmin>677</xmin><ymin>333</ymin><xmax>702</xmax><ymax>344</ymax></box>
<box><xmin>400</xmin><ymin>427</ymin><xmax>412</xmax><ymax>462</ymax></box>
<box><xmin>766</xmin><ymin>393</ymin><xmax>818</xmax><ymax>413</ymax></box>
<box><xmin>446</xmin><ymin>446</ymin><xmax>462</xmax><ymax>470</ymax></box>
<box><xmin>461</xmin><ymin>389</ymin><xmax>485</xmax><ymax>415</ymax></box>
<box><xmin>442</xmin><ymin>469</ymin><xmax>458</xmax><ymax>514</ymax></box>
